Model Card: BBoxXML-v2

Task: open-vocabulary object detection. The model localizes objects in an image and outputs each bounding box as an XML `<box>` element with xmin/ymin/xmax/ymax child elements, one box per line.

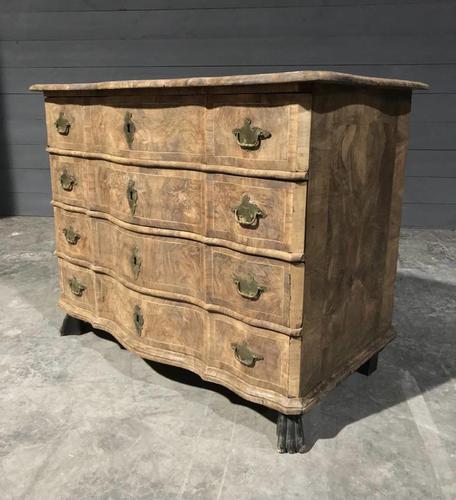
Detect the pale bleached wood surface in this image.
<box><xmin>30</xmin><ymin>70</ymin><xmax>428</xmax><ymax>92</ymax></box>
<box><xmin>39</xmin><ymin>74</ymin><xmax>421</xmax><ymax>416</ymax></box>
<box><xmin>54</xmin><ymin>206</ymin><xmax>305</xmax><ymax>335</ymax></box>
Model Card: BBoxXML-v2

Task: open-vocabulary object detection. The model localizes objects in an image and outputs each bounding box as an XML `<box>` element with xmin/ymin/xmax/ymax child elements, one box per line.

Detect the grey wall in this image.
<box><xmin>1</xmin><ymin>0</ymin><xmax>455</xmax><ymax>227</ymax></box>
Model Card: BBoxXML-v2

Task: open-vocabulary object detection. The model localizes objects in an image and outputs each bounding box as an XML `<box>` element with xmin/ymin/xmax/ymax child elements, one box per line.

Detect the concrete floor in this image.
<box><xmin>0</xmin><ymin>216</ymin><xmax>455</xmax><ymax>500</ymax></box>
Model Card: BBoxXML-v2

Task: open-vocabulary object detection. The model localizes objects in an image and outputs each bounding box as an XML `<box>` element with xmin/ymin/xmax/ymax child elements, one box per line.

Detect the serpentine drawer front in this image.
<box><xmin>45</xmin><ymin>93</ymin><xmax>311</xmax><ymax>174</ymax></box>
<box><xmin>32</xmin><ymin>71</ymin><xmax>427</xmax><ymax>453</ymax></box>
<box><xmin>50</xmin><ymin>155</ymin><xmax>307</xmax><ymax>258</ymax></box>
<box><xmin>54</xmin><ymin>208</ymin><xmax>304</xmax><ymax>333</ymax></box>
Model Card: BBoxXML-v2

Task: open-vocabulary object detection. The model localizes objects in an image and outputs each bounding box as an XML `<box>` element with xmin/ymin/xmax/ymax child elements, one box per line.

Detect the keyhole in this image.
<box><xmin>133</xmin><ymin>256</ymin><xmax>137</xmax><ymax>266</ymax></box>
<box><xmin>127</xmin><ymin>123</ymin><xmax>131</xmax><ymax>134</ymax></box>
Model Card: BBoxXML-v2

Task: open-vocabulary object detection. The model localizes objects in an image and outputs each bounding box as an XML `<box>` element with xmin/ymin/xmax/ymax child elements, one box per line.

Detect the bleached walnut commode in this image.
<box><xmin>31</xmin><ymin>71</ymin><xmax>427</xmax><ymax>453</ymax></box>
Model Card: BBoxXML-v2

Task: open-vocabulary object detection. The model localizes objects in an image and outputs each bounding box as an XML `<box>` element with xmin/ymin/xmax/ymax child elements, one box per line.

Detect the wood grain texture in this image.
<box><xmin>45</xmin><ymin>93</ymin><xmax>311</xmax><ymax>175</ymax></box>
<box><xmin>58</xmin><ymin>259</ymin><xmax>395</xmax><ymax>415</ymax></box>
<box><xmin>379</xmin><ymin>96</ymin><xmax>411</xmax><ymax>334</ymax></box>
<box><xmin>207</xmin><ymin>247</ymin><xmax>304</xmax><ymax>329</ymax></box>
<box><xmin>45</xmin><ymin>98</ymin><xmax>90</xmax><ymax>151</ymax></box>
<box><xmin>46</xmin><ymin>147</ymin><xmax>309</xmax><ymax>181</ymax></box>
<box><xmin>50</xmin><ymin>155</ymin><xmax>306</xmax><ymax>259</ymax></box>
<box><xmin>30</xmin><ymin>70</ymin><xmax>427</xmax><ymax>92</ymax></box>
<box><xmin>90</xmin><ymin>95</ymin><xmax>206</xmax><ymax>163</ymax></box>
<box><xmin>2</xmin><ymin>64</ymin><xmax>451</xmax><ymax>95</ymax></box>
<box><xmin>206</xmin><ymin>93</ymin><xmax>311</xmax><ymax>172</ymax></box>
<box><xmin>299</xmin><ymin>84</ymin><xmax>411</xmax><ymax>396</ymax></box>
<box><xmin>35</xmin><ymin>72</ymin><xmax>423</xmax><ymax>417</ymax></box>
<box><xmin>54</xmin><ymin>207</ymin><xmax>304</xmax><ymax>334</ymax></box>
<box><xmin>49</xmin><ymin>155</ymin><xmax>88</xmax><ymax>208</ymax></box>
<box><xmin>57</xmin><ymin>260</ymin><xmax>303</xmax><ymax>413</ymax></box>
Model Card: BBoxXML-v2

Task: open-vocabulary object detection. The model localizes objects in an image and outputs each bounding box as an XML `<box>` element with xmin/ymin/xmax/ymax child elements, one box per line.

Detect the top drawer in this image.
<box><xmin>45</xmin><ymin>93</ymin><xmax>311</xmax><ymax>174</ymax></box>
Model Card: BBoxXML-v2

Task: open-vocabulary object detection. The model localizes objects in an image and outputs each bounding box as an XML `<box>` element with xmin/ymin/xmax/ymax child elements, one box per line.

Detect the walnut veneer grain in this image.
<box><xmin>45</xmin><ymin>93</ymin><xmax>311</xmax><ymax>175</ymax></box>
<box><xmin>50</xmin><ymin>156</ymin><xmax>307</xmax><ymax>260</ymax></box>
<box><xmin>33</xmin><ymin>71</ymin><xmax>426</xmax><ymax>420</ymax></box>
<box><xmin>30</xmin><ymin>70</ymin><xmax>428</xmax><ymax>92</ymax></box>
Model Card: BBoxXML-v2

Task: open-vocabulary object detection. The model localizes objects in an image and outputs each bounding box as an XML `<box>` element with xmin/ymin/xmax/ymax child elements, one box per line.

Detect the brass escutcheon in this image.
<box><xmin>124</xmin><ymin>112</ymin><xmax>136</xmax><ymax>147</ymax></box>
<box><xmin>130</xmin><ymin>246</ymin><xmax>141</xmax><ymax>280</ymax></box>
<box><xmin>127</xmin><ymin>179</ymin><xmax>138</xmax><ymax>215</ymax></box>
<box><xmin>133</xmin><ymin>305</ymin><xmax>144</xmax><ymax>336</ymax></box>
<box><xmin>231</xmin><ymin>341</ymin><xmax>264</xmax><ymax>368</ymax></box>
<box><xmin>232</xmin><ymin>118</ymin><xmax>271</xmax><ymax>150</ymax></box>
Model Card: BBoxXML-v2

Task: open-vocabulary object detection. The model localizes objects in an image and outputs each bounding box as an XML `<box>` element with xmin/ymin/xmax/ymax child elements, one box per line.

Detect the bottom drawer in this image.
<box><xmin>58</xmin><ymin>259</ymin><xmax>301</xmax><ymax>408</ymax></box>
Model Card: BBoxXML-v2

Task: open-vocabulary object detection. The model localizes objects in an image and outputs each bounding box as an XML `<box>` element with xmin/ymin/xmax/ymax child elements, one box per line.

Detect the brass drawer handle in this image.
<box><xmin>124</xmin><ymin>112</ymin><xmax>136</xmax><ymax>147</ymax></box>
<box><xmin>68</xmin><ymin>276</ymin><xmax>86</xmax><ymax>297</ymax></box>
<box><xmin>233</xmin><ymin>118</ymin><xmax>271</xmax><ymax>150</ymax></box>
<box><xmin>63</xmin><ymin>226</ymin><xmax>80</xmax><ymax>245</ymax></box>
<box><xmin>231</xmin><ymin>341</ymin><xmax>263</xmax><ymax>368</ymax></box>
<box><xmin>55</xmin><ymin>112</ymin><xmax>71</xmax><ymax>135</ymax></box>
<box><xmin>133</xmin><ymin>305</ymin><xmax>144</xmax><ymax>336</ymax></box>
<box><xmin>130</xmin><ymin>246</ymin><xmax>141</xmax><ymax>279</ymax></box>
<box><xmin>233</xmin><ymin>274</ymin><xmax>266</xmax><ymax>300</ymax></box>
<box><xmin>60</xmin><ymin>170</ymin><xmax>77</xmax><ymax>191</ymax></box>
<box><xmin>127</xmin><ymin>179</ymin><xmax>138</xmax><ymax>215</ymax></box>
<box><xmin>232</xmin><ymin>194</ymin><xmax>265</xmax><ymax>228</ymax></box>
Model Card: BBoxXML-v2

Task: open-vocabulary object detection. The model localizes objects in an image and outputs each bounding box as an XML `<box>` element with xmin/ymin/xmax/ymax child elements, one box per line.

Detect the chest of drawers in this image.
<box><xmin>31</xmin><ymin>71</ymin><xmax>427</xmax><ymax>453</ymax></box>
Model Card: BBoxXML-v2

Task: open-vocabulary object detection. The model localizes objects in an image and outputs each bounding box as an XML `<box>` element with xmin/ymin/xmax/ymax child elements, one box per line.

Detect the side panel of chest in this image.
<box><xmin>300</xmin><ymin>85</ymin><xmax>411</xmax><ymax>395</ymax></box>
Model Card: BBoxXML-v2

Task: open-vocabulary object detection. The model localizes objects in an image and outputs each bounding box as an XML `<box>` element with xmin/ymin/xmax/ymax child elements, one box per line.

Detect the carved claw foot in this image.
<box><xmin>357</xmin><ymin>352</ymin><xmax>379</xmax><ymax>376</ymax></box>
<box><xmin>276</xmin><ymin>413</ymin><xmax>307</xmax><ymax>454</ymax></box>
<box><xmin>60</xmin><ymin>314</ymin><xmax>92</xmax><ymax>336</ymax></box>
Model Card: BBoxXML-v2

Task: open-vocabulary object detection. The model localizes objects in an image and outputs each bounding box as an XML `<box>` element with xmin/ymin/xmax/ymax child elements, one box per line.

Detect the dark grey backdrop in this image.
<box><xmin>1</xmin><ymin>0</ymin><xmax>455</xmax><ymax>227</ymax></box>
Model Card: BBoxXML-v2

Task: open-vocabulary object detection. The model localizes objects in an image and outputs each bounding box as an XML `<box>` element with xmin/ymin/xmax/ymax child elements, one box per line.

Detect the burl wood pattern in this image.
<box><xmin>206</xmin><ymin>93</ymin><xmax>311</xmax><ymax>172</ymax></box>
<box><xmin>299</xmin><ymin>85</ymin><xmax>411</xmax><ymax>397</ymax></box>
<box><xmin>45</xmin><ymin>93</ymin><xmax>311</xmax><ymax>175</ymax></box>
<box><xmin>49</xmin><ymin>155</ymin><xmax>89</xmax><ymax>209</ymax></box>
<box><xmin>50</xmin><ymin>156</ymin><xmax>306</xmax><ymax>259</ymax></box>
<box><xmin>32</xmin><ymin>71</ymin><xmax>424</xmax><ymax>416</ymax></box>
<box><xmin>207</xmin><ymin>174</ymin><xmax>306</xmax><ymax>255</ymax></box>
<box><xmin>58</xmin><ymin>261</ymin><xmax>301</xmax><ymax>412</ymax></box>
<box><xmin>45</xmin><ymin>98</ymin><xmax>89</xmax><ymax>151</ymax></box>
<box><xmin>30</xmin><ymin>70</ymin><xmax>428</xmax><ymax>92</ymax></box>
<box><xmin>90</xmin><ymin>95</ymin><xmax>206</xmax><ymax>163</ymax></box>
<box><xmin>207</xmin><ymin>248</ymin><xmax>303</xmax><ymax>330</ymax></box>
<box><xmin>54</xmin><ymin>207</ymin><xmax>303</xmax><ymax>334</ymax></box>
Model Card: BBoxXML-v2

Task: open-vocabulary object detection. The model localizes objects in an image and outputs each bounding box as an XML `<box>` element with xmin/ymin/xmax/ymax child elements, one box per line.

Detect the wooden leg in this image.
<box><xmin>276</xmin><ymin>413</ymin><xmax>307</xmax><ymax>454</ymax></box>
<box><xmin>60</xmin><ymin>314</ymin><xmax>92</xmax><ymax>336</ymax></box>
<box><xmin>357</xmin><ymin>352</ymin><xmax>379</xmax><ymax>376</ymax></box>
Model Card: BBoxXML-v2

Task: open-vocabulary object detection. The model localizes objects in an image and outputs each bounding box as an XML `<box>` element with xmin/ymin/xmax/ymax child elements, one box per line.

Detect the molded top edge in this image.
<box><xmin>29</xmin><ymin>70</ymin><xmax>428</xmax><ymax>92</ymax></box>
